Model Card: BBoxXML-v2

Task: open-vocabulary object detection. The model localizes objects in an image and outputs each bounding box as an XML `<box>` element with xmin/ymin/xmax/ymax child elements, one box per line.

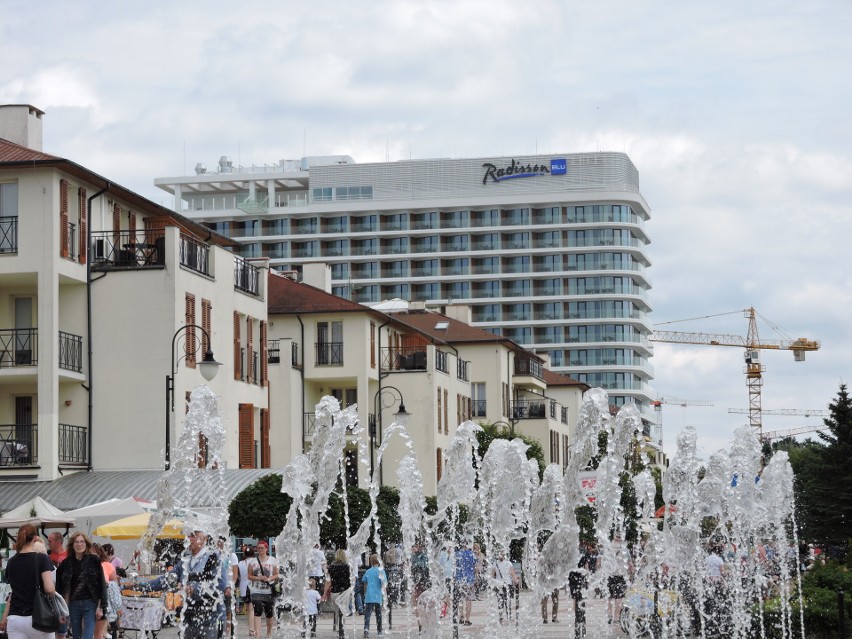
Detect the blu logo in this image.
<box><xmin>550</xmin><ymin>158</ymin><xmax>567</xmax><ymax>175</ymax></box>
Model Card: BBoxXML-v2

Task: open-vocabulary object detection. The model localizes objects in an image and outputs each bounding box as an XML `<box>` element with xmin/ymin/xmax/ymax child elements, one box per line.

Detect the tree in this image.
<box><xmin>813</xmin><ymin>383</ymin><xmax>852</xmax><ymax>552</ymax></box>
<box><xmin>475</xmin><ymin>422</ymin><xmax>546</xmax><ymax>478</ymax></box>
<box><xmin>228</xmin><ymin>473</ymin><xmax>292</xmax><ymax>539</ymax></box>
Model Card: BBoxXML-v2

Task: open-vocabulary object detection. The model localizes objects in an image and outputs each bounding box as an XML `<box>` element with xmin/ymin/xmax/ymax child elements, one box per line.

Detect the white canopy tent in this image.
<box><xmin>0</xmin><ymin>496</ymin><xmax>76</xmax><ymax>533</ymax></box>
<box><xmin>64</xmin><ymin>498</ymin><xmax>153</xmax><ymax>536</ymax></box>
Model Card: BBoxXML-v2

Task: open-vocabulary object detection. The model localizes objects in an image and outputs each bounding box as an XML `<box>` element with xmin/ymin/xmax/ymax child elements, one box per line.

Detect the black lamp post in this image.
<box><xmin>491</xmin><ymin>418</ymin><xmax>517</xmax><ymax>437</ymax></box>
<box><xmin>370</xmin><ymin>385</ymin><xmax>410</xmax><ymax>484</ymax></box>
<box><xmin>165</xmin><ymin>324</ymin><xmax>221</xmax><ymax>471</ymax></box>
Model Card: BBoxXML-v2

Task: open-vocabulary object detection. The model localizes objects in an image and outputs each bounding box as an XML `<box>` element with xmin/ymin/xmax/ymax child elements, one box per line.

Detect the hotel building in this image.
<box><xmin>155</xmin><ymin>152</ymin><xmax>654</xmax><ymax>412</ymax></box>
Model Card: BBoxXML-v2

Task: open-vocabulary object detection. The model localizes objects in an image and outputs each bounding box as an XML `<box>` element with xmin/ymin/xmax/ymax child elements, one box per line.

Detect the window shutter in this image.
<box><xmin>260</xmin><ymin>408</ymin><xmax>270</xmax><ymax>468</ymax></box>
<box><xmin>437</xmin><ymin>388</ymin><xmax>442</xmax><ymax>433</ymax></box>
<box><xmin>60</xmin><ymin>179</ymin><xmax>69</xmax><ymax>258</ymax></box>
<box><xmin>436</xmin><ymin>448</ymin><xmax>443</xmax><ymax>483</ymax></box>
<box><xmin>370</xmin><ymin>322</ymin><xmax>376</xmax><ymax>368</ymax></box>
<box><xmin>260</xmin><ymin>321</ymin><xmax>268</xmax><ymax>386</ymax></box>
<box><xmin>185</xmin><ymin>294</ymin><xmax>196</xmax><ymax>368</ymax></box>
<box><xmin>78</xmin><ymin>187</ymin><xmax>87</xmax><ymax>264</ymax></box>
<box><xmin>201</xmin><ymin>299</ymin><xmax>211</xmax><ymax>356</ymax></box>
<box><xmin>197</xmin><ymin>433</ymin><xmax>208</xmax><ymax>469</ymax></box>
<box><xmin>443</xmin><ymin>389</ymin><xmax>449</xmax><ymax>434</ymax></box>
<box><xmin>233</xmin><ymin>311</ymin><xmax>241</xmax><ymax>380</ymax></box>
<box><xmin>129</xmin><ymin>212</ymin><xmax>136</xmax><ymax>234</ymax></box>
<box><xmin>246</xmin><ymin>317</ymin><xmax>254</xmax><ymax>383</ymax></box>
<box><xmin>238</xmin><ymin>403</ymin><xmax>255</xmax><ymax>468</ymax></box>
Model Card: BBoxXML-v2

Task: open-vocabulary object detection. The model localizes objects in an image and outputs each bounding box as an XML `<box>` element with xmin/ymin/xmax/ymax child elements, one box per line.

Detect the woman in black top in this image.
<box><xmin>0</xmin><ymin>523</ymin><xmax>57</xmax><ymax>639</ymax></box>
<box><xmin>325</xmin><ymin>549</ymin><xmax>351</xmax><ymax>639</ymax></box>
<box><xmin>55</xmin><ymin>533</ymin><xmax>106</xmax><ymax>639</ymax></box>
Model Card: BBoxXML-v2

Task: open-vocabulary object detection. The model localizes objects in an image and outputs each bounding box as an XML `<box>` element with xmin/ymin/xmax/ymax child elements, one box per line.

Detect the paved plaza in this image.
<box><xmin>149</xmin><ymin>590</ymin><xmax>627</xmax><ymax>639</ymax></box>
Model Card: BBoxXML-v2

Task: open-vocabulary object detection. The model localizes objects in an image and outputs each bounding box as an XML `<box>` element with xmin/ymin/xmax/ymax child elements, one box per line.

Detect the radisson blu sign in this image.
<box><xmin>482</xmin><ymin>158</ymin><xmax>567</xmax><ymax>185</ymax></box>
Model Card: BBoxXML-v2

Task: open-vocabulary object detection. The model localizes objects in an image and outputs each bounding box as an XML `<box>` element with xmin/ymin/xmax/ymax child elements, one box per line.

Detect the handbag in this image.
<box><xmin>32</xmin><ymin>555</ymin><xmax>62</xmax><ymax>633</ymax></box>
<box><xmin>255</xmin><ymin>558</ymin><xmax>282</xmax><ymax>598</ymax></box>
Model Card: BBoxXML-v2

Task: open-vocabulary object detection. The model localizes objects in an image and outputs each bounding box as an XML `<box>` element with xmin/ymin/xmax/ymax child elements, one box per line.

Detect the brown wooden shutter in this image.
<box><xmin>233</xmin><ymin>311</ymin><xmax>241</xmax><ymax>380</ymax></box>
<box><xmin>201</xmin><ymin>299</ymin><xmax>211</xmax><ymax>356</ymax></box>
<box><xmin>445</xmin><ymin>389</ymin><xmax>450</xmax><ymax>433</ymax></box>
<box><xmin>78</xmin><ymin>187</ymin><xmax>87</xmax><ymax>264</ymax></box>
<box><xmin>60</xmin><ymin>179</ymin><xmax>69</xmax><ymax>258</ymax></box>
<box><xmin>185</xmin><ymin>294</ymin><xmax>196</xmax><ymax>367</ymax></box>
<box><xmin>437</xmin><ymin>388</ymin><xmax>442</xmax><ymax>433</ymax></box>
<box><xmin>129</xmin><ymin>212</ymin><xmax>136</xmax><ymax>234</ymax></box>
<box><xmin>246</xmin><ymin>317</ymin><xmax>254</xmax><ymax>383</ymax></box>
<box><xmin>370</xmin><ymin>322</ymin><xmax>376</xmax><ymax>369</ymax></box>
<box><xmin>197</xmin><ymin>433</ymin><xmax>208</xmax><ymax>469</ymax></box>
<box><xmin>238</xmin><ymin>403</ymin><xmax>255</xmax><ymax>468</ymax></box>
<box><xmin>436</xmin><ymin>448</ymin><xmax>443</xmax><ymax>483</ymax></box>
<box><xmin>260</xmin><ymin>320</ymin><xmax>268</xmax><ymax>386</ymax></box>
<box><xmin>260</xmin><ymin>408</ymin><xmax>270</xmax><ymax>468</ymax></box>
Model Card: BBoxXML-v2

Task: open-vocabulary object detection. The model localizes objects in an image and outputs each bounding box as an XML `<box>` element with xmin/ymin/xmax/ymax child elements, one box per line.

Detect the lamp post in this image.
<box><xmin>491</xmin><ymin>418</ymin><xmax>517</xmax><ymax>437</ymax></box>
<box><xmin>165</xmin><ymin>324</ymin><xmax>221</xmax><ymax>470</ymax></box>
<box><xmin>370</xmin><ymin>385</ymin><xmax>410</xmax><ymax>484</ymax></box>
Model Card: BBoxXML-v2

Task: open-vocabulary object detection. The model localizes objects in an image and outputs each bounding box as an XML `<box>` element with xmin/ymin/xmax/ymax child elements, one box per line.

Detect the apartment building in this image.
<box><xmin>267</xmin><ymin>266</ymin><xmax>588</xmax><ymax>494</ymax></box>
<box><xmin>154</xmin><ymin>151</ymin><xmax>654</xmax><ymax>416</ymax></box>
<box><xmin>0</xmin><ymin>104</ymin><xmax>269</xmax><ymax>481</ymax></box>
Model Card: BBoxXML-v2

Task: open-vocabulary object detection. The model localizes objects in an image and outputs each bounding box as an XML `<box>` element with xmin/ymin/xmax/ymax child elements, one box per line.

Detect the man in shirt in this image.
<box><xmin>48</xmin><ymin>531</ymin><xmax>67</xmax><ymax>566</ymax></box>
<box><xmin>175</xmin><ymin>527</ymin><xmax>226</xmax><ymax>639</ymax></box>
<box><xmin>453</xmin><ymin>543</ymin><xmax>476</xmax><ymax>627</ymax></box>
<box><xmin>308</xmin><ymin>543</ymin><xmax>327</xmax><ymax>594</ymax></box>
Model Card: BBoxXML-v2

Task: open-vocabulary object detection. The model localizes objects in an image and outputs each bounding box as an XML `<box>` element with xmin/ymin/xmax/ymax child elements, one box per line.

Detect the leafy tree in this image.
<box><xmin>476</xmin><ymin>422</ymin><xmax>546</xmax><ymax>478</ymax></box>
<box><xmin>228</xmin><ymin>473</ymin><xmax>292</xmax><ymax>539</ymax></box>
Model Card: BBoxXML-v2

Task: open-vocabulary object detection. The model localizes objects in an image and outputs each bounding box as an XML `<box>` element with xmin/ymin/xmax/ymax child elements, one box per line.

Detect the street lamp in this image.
<box><xmin>491</xmin><ymin>418</ymin><xmax>517</xmax><ymax>437</ymax></box>
<box><xmin>165</xmin><ymin>324</ymin><xmax>221</xmax><ymax>470</ymax></box>
<box><xmin>370</xmin><ymin>385</ymin><xmax>411</xmax><ymax>483</ymax></box>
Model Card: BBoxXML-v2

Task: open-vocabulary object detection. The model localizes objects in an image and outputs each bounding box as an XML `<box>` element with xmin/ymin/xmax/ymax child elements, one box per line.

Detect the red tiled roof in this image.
<box><xmin>268</xmin><ymin>271</ymin><xmax>386</xmax><ymax>315</ymax></box>
<box><xmin>0</xmin><ymin>138</ymin><xmax>59</xmax><ymax>162</ymax></box>
<box><xmin>542</xmin><ymin>368</ymin><xmax>588</xmax><ymax>388</ymax></box>
<box><xmin>388</xmin><ymin>310</ymin><xmax>508</xmax><ymax>344</ymax></box>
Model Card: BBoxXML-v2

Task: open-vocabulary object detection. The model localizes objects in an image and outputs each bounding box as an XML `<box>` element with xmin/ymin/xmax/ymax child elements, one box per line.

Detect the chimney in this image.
<box><xmin>302</xmin><ymin>263</ymin><xmax>332</xmax><ymax>293</ymax></box>
<box><xmin>443</xmin><ymin>304</ymin><xmax>472</xmax><ymax>325</ymax></box>
<box><xmin>0</xmin><ymin>105</ymin><xmax>44</xmax><ymax>151</ymax></box>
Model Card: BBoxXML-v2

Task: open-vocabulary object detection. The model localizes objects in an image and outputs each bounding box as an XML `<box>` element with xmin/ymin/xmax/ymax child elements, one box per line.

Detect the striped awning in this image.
<box><xmin>0</xmin><ymin>468</ymin><xmax>279</xmax><ymax>513</ymax></box>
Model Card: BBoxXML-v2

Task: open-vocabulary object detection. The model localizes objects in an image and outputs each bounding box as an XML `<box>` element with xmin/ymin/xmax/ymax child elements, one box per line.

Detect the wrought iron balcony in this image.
<box><xmin>435</xmin><ymin>350</ymin><xmax>449</xmax><ymax>374</ymax></box>
<box><xmin>0</xmin><ymin>423</ymin><xmax>37</xmax><ymax>466</ymax></box>
<box><xmin>381</xmin><ymin>346</ymin><xmax>427</xmax><ymax>372</ymax></box>
<box><xmin>0</xmin><ymin>216</ymin><xmax>18</xmax><ymax>254</ymax></box>
<box><xmin>457</xmin><ymin>359</ymin><xmax>470</xmax><ymax>382</ymax></box>
<box><xmin>512</xmin><ymin>399</ymin><xmax>547</xmax><ymax>420</ymax></box>
<box><xmin>514</xmin><ymin>356</ymin><xmax>544</xmax><ymax>380</ymax></box>
<box><xmin>91</xmin><ymin>230</ymin><xmax>165</xmax><ymax>268</ymax></box>
<box><xmin>268</xmin><ymin>339</ymin><xmax>280</xmax><ymax>364</ymax></box>
<box><xmin>315</xmin><ymin>341</ymin><xmax>343</xmax><ymax>366</ymax></box>
<box><xmin>0</xmin><ymin>328</ymin><xmax>37</xmax><ymax>367</ymax></box>
<box><xmin>59</xmin><ymin>423</ymin><xmax>88</xmax><ymax>465</ymax></box>
<box><xmin>234</xmin><ymin>257</ymin><xmax>260</xmax><ymax>296</ymax></box>
<box><xmin>472</xmin><ymin>399</ymin><xmax>487</xmax><ymax>418</ymax></box>
<box><xmin>59</xmin><ymin>331</ymin><xmax>83</xmax><ymax>372</ymax></box>
<box><xmin>180</xmin><ymin>234</ymin><xmax>210</xmax><ymax>275</ymax></box>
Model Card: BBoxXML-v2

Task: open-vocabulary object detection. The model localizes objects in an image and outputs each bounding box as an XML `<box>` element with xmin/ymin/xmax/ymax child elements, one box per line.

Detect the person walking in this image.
<box><xmin>452</xmin><ymin>543</ymin><xmax>475</xmax><ymax>627</ymax></box>
<box><xmin>90</xmin><ymin>545</ymin><xmax>119</xmax><ymax>639</ymax></box>
<box><xmin>236</xmin><ymin>547</ymin><xmax>257</xmax><ymax>636</ymax></box>
<box><xmin>0</xmin><ymin>524</ymin><xmax>59</xmax><ymax>639</ymax></box>
<box><xmin>361</xmin><ymin>554</ymin><xmax>386</xmax><ymax>638</ymax></box>
<box><xmin>490</xmin><ymin>549</ymin><xmax>518</xmax><ymax>624</ymax></box>
<box><xmin>247</xmin><ymin>541</ymin><xmax>277</xmax><ymax>639</ymax></box>
<box><xmin>47</xmin><ymin>533</ymin><xmax>67</xmax><ymax>568</ymax></box>
<box><xmin>56</xmin><ymin>533</ymin><xmax>107</xmax><ymax>639</ymax></box>
<box><xmin>174</xmin><ymin>527</ymin><xmax>226</xmax><ymax>639</ymax></box>
<box><xmin>325</xmin><ymin>550</ymin><xmax>351</xmax><ymax>639</ymax></box>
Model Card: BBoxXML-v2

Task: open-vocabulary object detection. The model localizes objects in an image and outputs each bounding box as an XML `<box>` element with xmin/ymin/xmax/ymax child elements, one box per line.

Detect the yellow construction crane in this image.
<box><xmin>727</xmin><ymin>408</ymin><xmax>829</xmax><ymax>442</ymax></box>
<box><xmin>651</xmin><ymin>307</ymin><xmax>820</xmax><ymax>437</ymax></box>
<box><xmin>651</xmin><ymin>397</ymin><xmax>713</xmax><ymax>447</ymax></box>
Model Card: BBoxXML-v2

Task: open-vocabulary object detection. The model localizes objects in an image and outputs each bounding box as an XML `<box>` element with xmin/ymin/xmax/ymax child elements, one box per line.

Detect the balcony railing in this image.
<box><xmin>512</xmin><ymin>400</ymin><xmax>547</xmax><ymax>420</ymax></box>
<box><xmin>0</xmin><ymin>328</ymin><xmax>37</xmax><ymax>367</ymax></box>
<box><xmin>292</xmin><ymin>342</ymin><xmax>301</xmax><ymax>368</ymax></box>
<box><xmin>180</xmin><ymin>234</ymin><xmax>210</xmax><ymax>275</ymax></box>
<box><xmin>472</xmin><ymin>399</ymin><xmax>487</xmax><ymax>418</ymax></box>
<box><xmin>0</xmin><ymin>216</ymin><xmax>18</xmax><ymax>254</ymax></box>
<box><xmin>315</xmin><ymin>342</ymin><xmax>343</xmax><ymax>366</ymax></box>
<box><xmin>457</xmin><ymin>359</ymin><xmax>470</xmax><ymax>382</ymax></box>
<box><xmin>381</xmin><ymin>346</ymin><xmax>427</xmax><ymax>371</ymax></box>
<box><xmin>91</xmin><ymin>230</ymin><xmax>165</xmax><ymax>268</ymax></box>
<box><xmin>0</xmin><ymin>423</ymin><xmax>37</xmax><ymax>466</ymax></box>
<box><xmin>58</xmin><ymin>423</ymin><xmax>88</xmax><ymax>465</ymax></box>
<box><xmin>65</xmin><ymin>223</ymin><xmax>78</xmax><ymax>261</ymax></box>
<box><xmin>561</xmin><ymin>407</ymin><xmax>569</xmax><ymax>425</ymax></box>
<box><xmin>58</xmin><ymin>331</ymin><xmax>83</xmax><ymax>372</ymax></box>
<box><xmin>268</xmin><ymin>340</ymin><xmax>280</xmax><ymax>364</ymax></box>
<box><xmin>514</xmin><ymin>357</ymin><xmax>544</xmax><ymax>380</ymax></box>
<box><xmin>234</xmin><ymin>257</ymin><xmax>260</xmax><ymax>295</ymax></box>
<box><xmin>304</xmin><ymin>412</ymin><xmax>359</xmax><ymax>439</ymax></box>
<box><xmin>435</xmin><ymin>350</ymin><xmax>449</xmax><ymax>374</ymax></box>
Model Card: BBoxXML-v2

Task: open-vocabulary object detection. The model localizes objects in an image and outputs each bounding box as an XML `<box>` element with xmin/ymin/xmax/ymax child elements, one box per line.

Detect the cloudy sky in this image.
<box><xmin>3</xmin><ymin>0</ymin><xmax>850</xmax><ymax>459</ymax></box>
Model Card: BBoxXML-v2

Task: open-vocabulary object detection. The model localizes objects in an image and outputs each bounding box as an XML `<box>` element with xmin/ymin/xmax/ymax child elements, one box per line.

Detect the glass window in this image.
<box><xmin>473</xmin><ymin>304</ymin><xmax>501</xmax><ymax>322</ymax></box>
<box><xmin>471</xmin><ymin>209</ymin><xmax>499</xmax><ymax>227</ymax></box>
<box><xmin>444</xmin><ymin>282</ymin><xmax>470</xmax><ymax>300</ymax></box>
<box><xmin>351</xmin><ymin>215</ymin><xmax>377</xmax><ymax>233</ymax></box>
<box><xmin>412</xmin><ymin>282</ymin><xmax>441</xmax><ymax>301</ymax></box>
<box><xmin>411</xmin><ymin>211</ymin><xmax>439</xmax><ymax>230</ymax></box>
<box><xmin>501</xmin><ymin>208</ymin><xmax>530</xmax><ymax>226</ymax></box>
<box><xmin>331</xmin><ymin>263</ymin><xmax>349</xmax><ymax>280</ymax></box>
<box><xmin>503</xmin><ymin>232</ymin><xmax>529</xmax><ymax>249</ymax></box>
<box><xmin>472</xmin><ymin>256</ymin><xmax>499</xmax><ymax>275</ymax></box>
<box><xmin>412</xmin><ymin>259</ymin><xmax>438</xmax><ymax>277</ymax></box>
<box><xmin>312</xmin><ymin>187</ymin><xmax>332</xmax><ymax>202</ymax></box>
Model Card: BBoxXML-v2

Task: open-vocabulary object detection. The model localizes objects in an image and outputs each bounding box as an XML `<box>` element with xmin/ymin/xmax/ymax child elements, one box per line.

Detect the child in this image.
<box><xmin>304</xmin><ymin>578</ymin><xmax>322</xmax><ymax>637</ymax></box>
<box><xmin>361</xmin><ymin>554</ymin><xmax>387</xmax><ymax>638</ymax></box>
